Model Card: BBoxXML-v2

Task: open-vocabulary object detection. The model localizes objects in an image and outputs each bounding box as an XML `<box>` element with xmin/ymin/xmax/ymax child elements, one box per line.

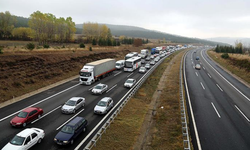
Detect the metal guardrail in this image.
<box><xmin>83</xmin><ymin>54</ymin><xmax>171</xmax><ymax>150</ymax></box>
<box><xmin>180</xmin><ymin>51</ymin><xmax>191</xmax><ymax>150</ymax></box>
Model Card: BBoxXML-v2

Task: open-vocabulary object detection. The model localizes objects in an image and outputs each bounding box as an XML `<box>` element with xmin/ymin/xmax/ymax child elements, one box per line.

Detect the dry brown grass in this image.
<box><xmin>208</xmin><ymin>50</ymin><xmax>250</xmax><ymax>84</ymax></box>
<box><xmin>92</xmin><ymin>51</ymin><xmax>185</xmax><ymax>150</ymax></box>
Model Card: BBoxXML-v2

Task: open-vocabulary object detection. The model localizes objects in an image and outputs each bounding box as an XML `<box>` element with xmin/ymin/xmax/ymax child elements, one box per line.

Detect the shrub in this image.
<box><xmin>80</xmin><ymin>43</ymin><xmax>85</xmax><ymax>48</ymax></box>
<box><xmin>0</xmin><ymin>47</ymin><xmax>3</xmax><ymax>54</ymax></box>
<box><xmin>43</xmin><ymin>44</ymin><xmax>50</xmax><ymax>48</ymax></box>
<box><xmin>62</xmin><ymin>45</ymin><xmax>65</xmax><ymax>48</ymax></box>
<box><xmin>89</xmin><ymin>46</ymin><xmax>92</xmax><ymax>51</ymax></box>
<box><xmin>26</xmin><ymin>43</ymin><xmax>35</xmax><ymax>50</ymax></box>
<box><xmin>221</xmin><ymin>53</ymin><xmax>229</xmax><ymax>59</ymax></box>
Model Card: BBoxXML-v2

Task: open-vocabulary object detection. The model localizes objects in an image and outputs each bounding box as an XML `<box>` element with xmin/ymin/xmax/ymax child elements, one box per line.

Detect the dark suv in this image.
<box><xmin>54</xmin><ymin>117</ymin><xmax>88</xmax><ymax>145</ymax></box>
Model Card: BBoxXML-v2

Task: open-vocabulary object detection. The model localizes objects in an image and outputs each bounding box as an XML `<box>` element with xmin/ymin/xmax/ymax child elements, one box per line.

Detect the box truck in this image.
<box><xmin>79</xmin><ymin>59</ymin><xmax>116</xmax><ymax>85</ymax></box>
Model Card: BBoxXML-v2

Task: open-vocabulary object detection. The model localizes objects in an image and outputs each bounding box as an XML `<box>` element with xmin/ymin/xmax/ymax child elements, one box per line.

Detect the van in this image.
<box><xmin>116</xmin><ymin>60</ymin><xmax>125</xmax><ymax>69</ymax></box>
<box><xmin>54</xmin><ymin>117</ymin><xmax>88</xmax><ymax>145</ymax></box>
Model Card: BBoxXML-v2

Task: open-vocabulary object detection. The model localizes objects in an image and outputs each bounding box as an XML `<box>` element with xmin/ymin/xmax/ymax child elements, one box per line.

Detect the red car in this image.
<box><xmin>10</xmin><ymin>107</ymin><xmax>43</xmax><ymax>127</ymax></box>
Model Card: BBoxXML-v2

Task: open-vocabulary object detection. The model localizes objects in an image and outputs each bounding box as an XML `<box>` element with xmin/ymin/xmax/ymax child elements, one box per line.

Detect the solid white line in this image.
<box><xmin>32</xmin><ymin>105</ymin><xmax>62</xmax><ymax>124</ymax></box>
<box><xmin>106</xmin><ymin>84</ymin><xmax>117</xmax><ymax>93</ymax></box>
<box><xmin>183</xmin><ymin>51</ymin><xmax>202</xmax><ymax>150</ymax></box>
<box><xmin>202</xmin><ymin>50</ymin><xmax>250</xmax><ymax>102</ymax></box>
<box><xmin>0</xmin><ymin>83</ymin><xmax>80</xmax><ymax>122</ymax></box>
<box><xmin>127</xmin><ymin>72</ymin><xmax>133</xmax><ymax>77</ymax></box>
<box><xmin>200</xmin><ymin>82</ymin><xmax>205</xmax><ymax>90</ymax></box>
<box><xmin>195</xmin><ymin>72</ymin><xmax>198</xmax><ymax>76</ymax></box>
<box><xmin>114</xmin><ymin>71</ymin><xmax>122</xmax><ymax>77</ymax></box>
<box><xmin>56</xmin><ymin>108</ymin><xmax>85</xmax><ymax>130</ymax></box>
<box><xmin>235</xmin><ymin>105</ymin><xmax>250</xmax><ymax>122</ymax></box>
<box><xmin>211</xmin><ymin>102</ymin><xmax>221</xmax><ymax>118</ymax></box>
<box><xmin>192</xmin><ymin>61</ymin><xmax>193</xmax><ymax>64</ymax></box>
<box><xmin>208</xmin><ymin>73</ymin><xmax>212</xmax><ymax>78</ymax></box>
<box><xmin>203</xmin><ymin>67</ymin><xmax>205</xmax><ymax>70</ymax></box>
<box><xmin>216</xmin><ymin>84</ymin><xmax>223</xmax><ymax>92</ymax></box>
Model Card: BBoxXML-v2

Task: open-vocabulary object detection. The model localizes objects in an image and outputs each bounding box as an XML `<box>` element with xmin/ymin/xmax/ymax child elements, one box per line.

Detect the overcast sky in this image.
<box><xmin>1</xmin><ymin>0</ymin><xmax>249</xmax><ymax>39</ymax></box>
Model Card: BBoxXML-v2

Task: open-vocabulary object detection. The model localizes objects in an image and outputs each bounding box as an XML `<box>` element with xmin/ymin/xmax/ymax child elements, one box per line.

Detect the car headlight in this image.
<box><xmin>54</xmin><ymin>138</ymin><xmax>57</xmax><ymax>141</ymax></box>
<box><xmin>69</xmin><ymin>108</ymin><xmax>74</xmax><ymax>111</ymax></box>
<box><xmin>63</xmin><ymin>141</ymin><xmax>69</xmax><ymax>144</ymax></box>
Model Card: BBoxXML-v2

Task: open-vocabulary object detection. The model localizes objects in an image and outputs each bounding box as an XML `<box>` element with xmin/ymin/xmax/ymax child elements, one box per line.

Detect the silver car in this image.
<box><xmin>61</xmin><ymin>97</ymin><xmax>85</xmax><ymax>114</ymax></box>
<box><xmin>94</xmin><ymin>97</ymin><xmax>114</xmax><ymax>114</ymax></box>
<box><xmin>195</xmin><ymin>64</ymin><xmax>201</xmax><ymax>70</ymax></box>
<box><xmin>139</xmin><ymin>67</ymin><xmax>147</xmax><ymax>73</ymax></box>
<box><xmin>92</xmin><ymin>83</ymin><xmax>108</xmax><ymax>94</ymax></box>
<box><xmin>124</xmin><ymin>78</ymin><xmax>136</xmax><ymax>88</ymax></box>
<box><xmin>150</xmin><ymin>60</ymin><xmax>155</xmax><ymax>65</ymax></box>
<box><xmin>145</xmin><ymin>63</ymin><xmax>151</xmax><ymax>69</ymax></box>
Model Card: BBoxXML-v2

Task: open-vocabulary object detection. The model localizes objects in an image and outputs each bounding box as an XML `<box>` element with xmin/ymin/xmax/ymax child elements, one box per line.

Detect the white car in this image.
<box><xmin>139</xmin><ymin>67</ymin><xmax>147</xmax><ymax>73</ymax></box>
<box><xmin>150</xmin><ymin>60</ymin><xmax>155</xmax><ymax>65</ymax></box>
<box><xmin>2</xmin><ymin>128</ymin><xmax>45</xmax><ymax>150</ymax></box>
<box><xmin>145</xmin><ymin>63</ymin><xmax>151</xmax><ymax>69</ymax></box>
<box><xmin>92</xmin><ymin>83</ymin><xmax>108</xmax><ymax>94</ymax></box>
<box><xmin>146</xmin><ymin>57</ymin><xmax>150</xmax><ymax>61</ymax></box>
<box><xmin>124</xmin><ymin>78</ymin><xmax>136</xmax><ymax>88</ymax></box>
<box><xmin>94</xmin><ymin>97</ymin><xmax>114</xmax><ymax>114</ymax></box>
<box><xmin>61</xmin><ymin>97</ymin><xmax>85</xmax><ymax>114</ymax></box>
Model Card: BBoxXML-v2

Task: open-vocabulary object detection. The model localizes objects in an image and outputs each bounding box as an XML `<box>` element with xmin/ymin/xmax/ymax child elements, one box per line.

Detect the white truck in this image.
<box><xmin>140</xmin><ymin>49</ymin><xmax>149</xmax><ymax>58</ymax></box>
<box><xmin>79</xmin><ymin>59</ymin><xmax>116</xmax><ymax>85</ymax></box>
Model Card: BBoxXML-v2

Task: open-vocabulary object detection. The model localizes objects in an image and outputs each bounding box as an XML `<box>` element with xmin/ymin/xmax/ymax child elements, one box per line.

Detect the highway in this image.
<box><xmin>0</xmin><ymin>52</ymin><xmax>172</xmax><ymax>150</ymax></box>
<box><xmin>184</xmin><ymin>48</ymin><xmax>250</xmax><ymax>150</ymax></box>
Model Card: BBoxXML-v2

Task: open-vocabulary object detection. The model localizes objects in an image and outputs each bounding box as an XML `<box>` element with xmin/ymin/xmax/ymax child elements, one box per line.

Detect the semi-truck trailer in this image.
<box><xmin>79</xmin><ymin>58</ymin><xmax>116</xmax><ymax>85</ymax></box>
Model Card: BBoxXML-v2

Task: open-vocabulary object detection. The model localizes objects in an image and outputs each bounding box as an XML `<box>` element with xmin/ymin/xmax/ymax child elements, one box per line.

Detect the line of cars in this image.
<box><xmin>2</xmin><ymin>48</ymin><xmax>169</xmax><ymax>149</ymax></box>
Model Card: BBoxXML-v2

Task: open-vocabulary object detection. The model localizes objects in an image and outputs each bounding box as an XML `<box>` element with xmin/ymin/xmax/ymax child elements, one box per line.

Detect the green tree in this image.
<box><xmin>0</xmin><ymin>11</ymin><xmax>17</xmax><ymax>39</ymax></box>
<box><xmin>12</xmin><ymin>27</ymin><xmax>33</xmax><ymax>40</ymax></box>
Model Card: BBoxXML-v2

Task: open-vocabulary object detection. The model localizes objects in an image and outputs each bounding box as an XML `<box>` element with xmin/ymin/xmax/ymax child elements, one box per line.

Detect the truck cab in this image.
<box><xmin>79</xmin><ymin>66</ymin><xmax>94</xmax><ymax>85</ymax></box>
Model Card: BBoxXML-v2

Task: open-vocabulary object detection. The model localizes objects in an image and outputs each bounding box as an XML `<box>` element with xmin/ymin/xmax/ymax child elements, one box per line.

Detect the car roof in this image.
<box><xmin>22</xmin><ymin>107</ymin><xmax>38</xmax><ymax>112</ymax></box>
<box><xmin>127</xmin><ymin>78</ymin><xmax>134</xmax><ymax>81</ymax></box>
<box><xmin>67</xmin><ymin>117</ymin><xmax>85</xmax><ymax>126</ymax></box>
<box><xmin>96</xmin><ymin>83</ymin><xmax>106</xmax><ymax>86</ymax></box>
<box><xmin>69</xmin><ymin>97</ymin><xmax>84</xmax><ymax>101</ymax></box>
<box><xmin>17</xmin><ymin>128</ymin><xmax>37</xmax><ymax>137</ymax></box>
<box><xmin>100</xmin><ymin>97</ymin><xmax>112</xmax><ymax>102</ymax></box>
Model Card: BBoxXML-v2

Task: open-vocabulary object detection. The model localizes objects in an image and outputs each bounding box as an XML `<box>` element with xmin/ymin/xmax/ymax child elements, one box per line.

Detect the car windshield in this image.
<box><xmin>10</xmin><ymin>135</ymin><xmax>25</xmax><ymax>146</ymax></box>
<box><xmin>140</xmin><ymin>68</ymin><xmax>145</xmax><ymax>71</ymax></box>
<box><xmin>94</xmin><ymin>85</ymin><xmax>103</xmax><ymax>90</ymax></box>
<box><xmin>17</xmin><ymin>111</ymin><xmax>28</xmax><ymax>118</ymax></box>
<box><xmin>125</xmin><ymin>61</ymin><xmax>133</xmax><ymax>68</ymax></box>
<box><xmin>65</xmin><ymin>100</ymin><xmax>76</xmax><ymax>106</ymax></box>
<box><xmin>126</xmin><ymin>79</ymin><xmax>134</xmax><ymax>83</ymax></box>
<box><xmin>80</xmin><ymin>72</ymin><xmax>91</xmax><ymax>77</ymax></box>
<box><xmin>97</xmin><ymin>101</ymin><xmax>107</xmax><ymax>107</ymax></box>
<box><xmin>116</xmin><ymin>63</ymin><xmax>121</xmax><ymax>66</ymax></box>
<box><xmin>146</xmin><ymin>64</ymin><xmax>149</xmax><ymax>67</ymax></box>
<box><xmin>61</xmin><ymin>125</ymin><xmax>74</xmax><ymax>134</ymax></box>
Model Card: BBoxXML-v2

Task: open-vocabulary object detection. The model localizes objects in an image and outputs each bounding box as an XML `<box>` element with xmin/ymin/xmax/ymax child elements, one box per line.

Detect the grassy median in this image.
<box><xmin>92</xmin><ymin>50</ymin><xmax>186</xmax><ymax>150</ymax></box>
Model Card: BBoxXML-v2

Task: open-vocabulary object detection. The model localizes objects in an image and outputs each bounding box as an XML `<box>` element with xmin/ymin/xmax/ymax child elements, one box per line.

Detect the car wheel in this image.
<box><xmin>83</xmin><ymin>127</ymin><xmax>86</xmax><ymax>132</ymax></box>
<box><xmin>37</xmin><ymin>138</ymin><xmax>42</xmax><ymax>144</ymax></box>
<box><xmin>23</xmin><ymin>123</ymin><xmax>26</xmax><ymax>127</ymax></box>
<box><xmin>73</xmin><ymin>109</ymin><xmax>76</xmax><ymax>114</ymax></box>
<box><xmin>71</xmin><ymin>140</ymin><xmax>74</xmax><ymax>145</ymax></box>
<box><xmin>82</xmin><ymin>103</ymin><xmax>85</xmax><ymax>107</ymax></box>
<box><xmin>38</xmin><ymin>114</ymin><xmax>41</xmax><ymax>119</ymax></box>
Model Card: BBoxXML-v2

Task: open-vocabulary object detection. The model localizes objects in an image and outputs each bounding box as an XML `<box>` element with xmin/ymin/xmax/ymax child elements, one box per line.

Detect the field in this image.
<box><xmin>92</xmin><ymin>50</ymin><xmax>187</xmax><ymax>150</ymax></box>
<box><xmin>207</xmin><ymin>50</ymin><xmax>250</xmax><ymax>85</ymax></box>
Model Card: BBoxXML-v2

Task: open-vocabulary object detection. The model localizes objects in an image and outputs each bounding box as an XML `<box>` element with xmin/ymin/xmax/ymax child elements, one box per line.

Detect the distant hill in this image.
<box><xmin>14</xmin><ymin>16</ymin><xmax>227</xmax><ymax>45</ymax></box>
<box><xmin>207</xmin><ymin>37</ymin><xmax>250</xmax><ymax>46</ymax></box>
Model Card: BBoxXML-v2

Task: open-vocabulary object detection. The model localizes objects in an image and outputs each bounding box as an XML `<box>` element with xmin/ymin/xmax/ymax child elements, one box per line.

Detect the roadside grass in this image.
<box><xmin>92</xmin><ymin>51</ymin><xmax>184</xmax><ymax>150</ymax></box>
<box><xmin>207</xmin><ymin>50</ymin><xmax>250</xmax><ymax>84</ymax></box>
<box><xmin>150</xmin><ymin>50</ymin><xmax>185</xmax><ymax>150</ymax></box>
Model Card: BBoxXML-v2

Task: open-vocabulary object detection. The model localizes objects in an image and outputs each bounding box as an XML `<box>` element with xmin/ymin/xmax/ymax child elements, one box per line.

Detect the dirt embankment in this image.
<box><xmin>0</xmin><ymin>49</ymin><xmax>132</xmax><ymax>103</ymax></box>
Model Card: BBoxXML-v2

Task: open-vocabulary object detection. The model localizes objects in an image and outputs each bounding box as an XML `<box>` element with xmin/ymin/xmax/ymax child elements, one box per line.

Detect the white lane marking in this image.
<box><xmin>106</xmin><ymin>84</ymin><xmax>117</xmax><ymax>93</ymax></box>
<box><xmin>191</xmin><ymin>59</ymin><xmax>192</xmax><ymax>60</ymax></box>
<box><xmin>114</xmin><ymin>71</ymin><xmax>122</xmax><ymax>76</ymax></box>
<box><xmin>216</xmin><ymin>84</ymin><xmax>223</xmax><ymax>92</ymax></box>
<box><xmin>56</xmin><ymin>108</ymin><xmax>85</xmax><ymax>130</ymax></box>
<box><xmin>192</xmin><ymin>61</ymin><xmax>193</xmax><ymax>64</ymax></box>
<box><xmin>127</xmin><ymin>72</ymin><xmax>133</xmax><ymax>77</ymax></box>
<box><xmin>183</xmin><ymin>51</ymin><xmax>202</xmax><ymax>150</ymax></box>
<box><xmin>193</xmin><ymin>66</ymin><xmax>195</xmax><ymax>69</ymax></box>
<box><xmin>88</xmin><ymin>86</ymin><xmax>95</xmax><ymax>91</ymax></box>
<box><xmin>211</xmin><ymin>102</ymin><xmax>221</xmax><ymax>118</ymax></box>
<box><xmin>75</xmin><ymin>54</ymin><xmax>169</xmax><ymax>150</ymax></box>
<box><xmin>200</xmin><ymin>82</ymin><xmax>205</xmax><ymax>90</ymax></box>
<box><xmin>203</xmin><ymin>67</ymin><xmax>205</xmax><ymax>70</ymax></box>
<box><xmin>208</xmin><ymin>73</ymin><xmax>212</xmax><ymax>78</ymax></box>
<box><xmin>202</xmin><ymin>50</ymin><xmax>250</xmax><ymax>102</ymax></box>
<box><xmin>235</xmin><ymin>105</ymin><xmax>250</xmax><ymax>122</ymax></box>
<box><xmin>195</xmin><ymin>72</ymin><xmax>198</xmax><ymax>76</ymax></box>
<box><xmin>0</xmin><ymin>83</ymin><xmax>80</xmax><ymax>122</ymax></box>
<box><xmin>32</xmin><ymin>105</ymin><xmax>62</xmax><ymax>124</ymax></box>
